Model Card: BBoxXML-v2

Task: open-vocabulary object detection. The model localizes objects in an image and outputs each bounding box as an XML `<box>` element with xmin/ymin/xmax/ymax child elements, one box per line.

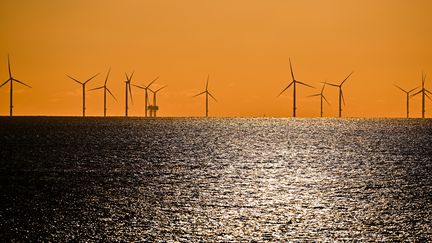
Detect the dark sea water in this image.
<box><xmin>0</xmin><ymin>117</ymin><xmax>431</xmax><ymax>241</ymax></box>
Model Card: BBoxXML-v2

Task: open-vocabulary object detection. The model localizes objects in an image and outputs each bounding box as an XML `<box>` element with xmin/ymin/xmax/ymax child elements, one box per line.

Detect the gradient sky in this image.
<box><xmin>1</xmin><ymin>0</ymin><xmax>432</xmax><ymax>117</ymax></box>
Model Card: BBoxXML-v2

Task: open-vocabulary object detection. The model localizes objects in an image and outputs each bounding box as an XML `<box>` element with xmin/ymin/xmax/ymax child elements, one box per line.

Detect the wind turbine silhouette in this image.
<box><xmin>327</xmin><ymin>72</ymin><xmax>353</xmax><ymax>118</ymax></box>
<box><xmin>193</xmin><ymin>74</ymin><xmax>217</xmax><ymax>117</ymax></box>
<box><xmin>124</xmin><ymin>72</ymin><xmax>134</xmax><ymax>117</ymax></box>
<box><xmin>278</xmin><ymin>58</ymin><xmax>313</xmax><ymax>117</ymax></box>
<box><xmin>88</xmin><ymin>68</ymin><xmax>117</xmax><ymax>117</ymax></box>
<box><xmin>132</xmin><ymin>76</ymin><xmax>159</xmax><ymax>117</ymax></box>
<box><xmin>148</xmin><ymin>85</ymin><xmax>167</xmax><ymax>117</ymax></box>
<box><xmin>394</xmin><ymin>84</ymin><xmax>417</xmax><ymax>118</ymax></box>
<box><xmin>67</xmin><ymin>72</ymin><xmax>99</xmax><ymax>117</ymax></box>
<box><xmin>0</xmin><ymin>55</ymin><xmax>31</xmax><ymax>116</ymax></box>
<box><xmin>308</xmin><ymin>82</ymin><xmax>330</xmax><ymax>117</ymax></box>
<box><xmin>411</xmin><ymin>72</ymin><xmax>432</xmax><ymax>118</ymax></box>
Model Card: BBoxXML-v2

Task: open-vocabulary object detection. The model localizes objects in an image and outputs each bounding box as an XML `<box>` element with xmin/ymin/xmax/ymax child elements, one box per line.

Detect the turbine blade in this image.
<box><xmin>341</xmin><ymin>71</ymin><xmax>353</xmax><ymax>85</ymax></box>
<box><xmin>289</xmin><ymin>58</ymin><xmax>295</xmax><ymax>81</ymax></box>
<box><xmin>0</xmin><ymin>79</ymin><xmax>11</xmax><ymax>88</ymax></box>
<box><xmin>125</xmin><ymin>72</ymin><xmax>129</xmax><ymax>80</ymax></box>
<box><xmin>104</xmin><ymin>68</ymin><xmax>111</xmax><ymax>85</ymax></box>
<box><xmin>411</xmin><ymin>90</ymin><xmax>422</xmax><ymax>97</ymax></box>
<box><xmin>84</xmin><ymin>73</ymin><xmax>99</xmax><ymax>84</ymax></box>
<box><xmin>307</xmin><ymin>94</ymin><xmax>321</xmax><ymax>97</ymax></box>
<box><xmin>408</xmin><ymin>86</ymin><xmax>419</xmax><ymax>93</ymax></box>
<box><xmin>208</xmin><ymin>92</ymin><xmax>217</xmax><ymax>102</ymax></box>
<box><xmin>321</xmin><ymin>81</ymin><xmax>327</xmax><ymax>93</ymax></box>
<box><xmin>88</xmin><ymin>86</ymin><xmax>104</xmax><ymax>91</ymax></box>
<box><xmin>13</xmin><ymin>79</ymin><xmax>32</xmax><ymax>88</ymax></box>
<box><xmin>193</xmin><ymin>91</ymin><xmax>206</xmax><ymax>97</ymax></box>
<box><xmin>277</xmin><ymin>82</ymin><xmax>294</xmax><ymax>97</ymax></box>
<box><xmin>326</xmin><ymin>83</ymin><xmax>339</xmax><ymax>87</ymax></box>
<box><xmin>425</xmin><ymin>89</ymin><xmax>432</xmax><ymax>95</ymax></box>
<box><xmin>8</xmin><ymin>55</ymin><xmax>12</xmax><ymax>78</ymax></box>
<box><xmin>67</xmin><ymin>75</ymin><xmax>83</xmax><ymax>85</ymax></box>
<box><xmin>206</xmin><ymin>74</ymin><xmax>209</xmax><ymax>91</ymax></box>
<box><xmin>155</xmin><ymin>85</ymin><xmax>167</xmax><ymax>93</ymax></box>
<box><xmin>146</xmin><ymin>76</ymin><xmax>159</xmax><ymax>88</ymax></box>
<box><xmin>106</xmin><ymin>88</ymin><xmax>117</xmax><ymax>101</ymax></box>
<box><xmin>394</xmin><ymin>84</ymin><xmax>407</xmax><ymax>93</ymax></box>
<box><xmin>296</xmin><ymin>81</ymin><xmax>314</xmax><ymax>88</ymax></box>
<box><xmin>132</xmin><ymin>84</ymin><xmax>145</xmax><ymax>89</ymax></box>
<box><xmin>323</xmin><ymin>95</ymin><xmax>330</xmax><ymax>105</ymax></box>
<box><xmin>129</xmin><ymin>71</ymin><xmax>134</xmax><ymax>81</ymax></box>
<box><xmin>425</xmin><ymin>92</ymin><xmax>432</xmax><ymax>101</ymax></box>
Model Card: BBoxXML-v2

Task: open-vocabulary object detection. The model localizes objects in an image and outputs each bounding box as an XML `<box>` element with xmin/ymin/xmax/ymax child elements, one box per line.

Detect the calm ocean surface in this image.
<box><xmin>0</xmin><ymin>117</ymin><xmax>431</xmax><ymax>241</ymax></box>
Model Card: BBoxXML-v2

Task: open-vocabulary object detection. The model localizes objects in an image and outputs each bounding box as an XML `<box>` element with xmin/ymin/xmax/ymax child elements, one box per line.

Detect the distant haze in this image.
<box><xmin>1</xmin><ymin>0</ymin><xmax>432</xmax><ymax>117</ymax></box>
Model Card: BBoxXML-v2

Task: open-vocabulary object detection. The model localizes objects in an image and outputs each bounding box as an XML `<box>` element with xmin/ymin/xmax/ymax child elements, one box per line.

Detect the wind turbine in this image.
<box><xmin>308</xmin><ymin>82</ymin><xmax>330</xmax><ymax>117</ymax></box>
<box><xmin>132</xmin><ymin>76</ymin><xmax>159</xmax><ymax>117</ymax></box>
<box><xmin>124</xmin><ymin>72</ymin><xmax>134</xmax><ymax>117</ymax></box>
<box><xmin>88</xmin><ymin>68</ymin><xmax>117</xmax><ymax>117</ymax></box>
<box><xmin>411</xmin><ymin>72</ymin><xmax>432</xmax><ymax>118</ymax></box>
<box><xmin>278</xmin><ymin>58</ymin><xmax>314</xmax><ymax>117</ymax></box>
<box><xmin>148</xmin><ymin>85</ymin><xmax>167</xmax><ymax>117</ymax></box>
<box><xmin>67</xmin><ymin>72</ymin><xmax>99</xmax><ymax>117</ymax></box>
<box><xmin>0</xmin><ymin>55</ymin><xmax>31</xmax><ymax>116</ymax></box>
<box><xmin>327</xmin><ymin>72</ymin><xmax>353</xmax><ymax>118</ymax></box>
<box><xmin>394</xmin><ymin>84</ymin><xmax>417</xmax><ymax>118</ymax></box>
<box><xmin>193</xmin><ymin>74</ymin><xmax>217</xmax><ymax>117</ymax></box>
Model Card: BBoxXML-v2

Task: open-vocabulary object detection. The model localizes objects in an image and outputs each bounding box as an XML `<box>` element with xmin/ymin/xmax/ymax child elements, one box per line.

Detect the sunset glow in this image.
<box><xmin>1</xmin><ymin>0</ymin><xmax>432</xmax><ymax>117</ymax></box>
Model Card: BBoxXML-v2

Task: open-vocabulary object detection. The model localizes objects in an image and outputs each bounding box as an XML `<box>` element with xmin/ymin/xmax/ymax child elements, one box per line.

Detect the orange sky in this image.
<box><xmin>1</xmin><ymin>0</ymin><xmax>432</xmax><ymax>117</ymax></box>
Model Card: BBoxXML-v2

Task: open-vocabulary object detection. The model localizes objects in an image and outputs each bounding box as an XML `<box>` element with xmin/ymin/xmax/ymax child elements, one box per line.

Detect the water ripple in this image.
<box><xmin>0</xmin><ymin>117</ymin><xmax>431</xmax><ymax>241</ymax></box>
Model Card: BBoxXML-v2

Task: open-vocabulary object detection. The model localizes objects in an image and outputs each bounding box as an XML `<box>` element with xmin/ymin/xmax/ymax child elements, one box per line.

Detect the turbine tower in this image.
<box><xmin>148</xmin><ymin>85</ymin><xmax>167</xmax><ymax>117</ymax></box>
<box><xmin>411</xmin><ymin>72</ymin><xmax>432</xmax><ymax>118</ymax></box>
<box><xmin>394</xmin><ymin>84</ymin><xmax>417</xmax><ymax>118</ymax></box>
<box><xmin>0</xmin><ymin>55</ymin><xmax>31</xmax><ymax>116</ymax></box>
<box><xmin>88</xmin><ymin>68</ymin><xmax>117</xmax><ymax>117</ymax></box>
<box><xmin>308</xmin><ymin>82</ymin><xmax>330</xmax><ymax>117</ymax></box>
<box><xmin>67</xmin><ymin>72</ymin><xmax>99</xmax><ymax>117</ymax></box>
<box><xmin>124</xmin><ymin>72</ymin><xmax>134</xmax><ymax>117</ymax></box>
<box><xmin>327</xmin><ymin>72</ymin><xmax>353</xmax><ymax>118</ymax></box>
<box><xmin>193</xmin><ymin>74</ymin><xmax>217</xmax><ymax>117</ymax></box>
<box><xmin>278</xmin><ymin>58</ymin><xmax>313</xmax><ymax>117</ymax></box>
<box><xmin>132</xmin><ymin>76</ymin><xmax>159</xmax><ymax>117</ymax></box>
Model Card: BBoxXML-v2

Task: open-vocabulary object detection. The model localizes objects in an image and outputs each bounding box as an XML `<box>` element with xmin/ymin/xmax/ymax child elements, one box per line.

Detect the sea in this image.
<box><xmin>0</xmin><ymin>117</ymin><xmax>431</xmax><ymax>241</ymax></box>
